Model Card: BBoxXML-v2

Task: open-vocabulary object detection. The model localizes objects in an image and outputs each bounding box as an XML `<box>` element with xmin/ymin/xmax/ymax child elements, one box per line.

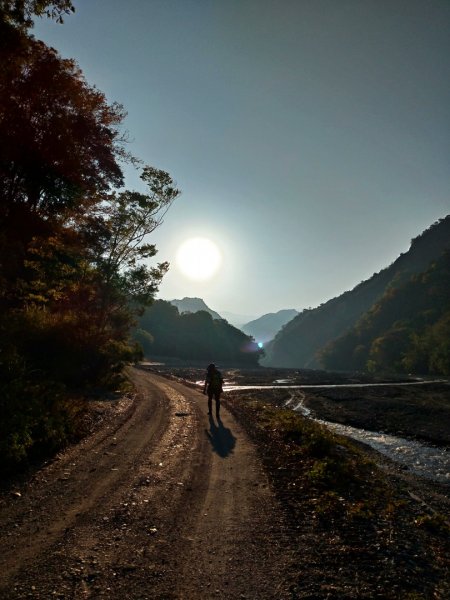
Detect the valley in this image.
<box><xmin>1</xmin><ymin>366</ymin><xmax>448</xmax><ymax>599</ymax></box>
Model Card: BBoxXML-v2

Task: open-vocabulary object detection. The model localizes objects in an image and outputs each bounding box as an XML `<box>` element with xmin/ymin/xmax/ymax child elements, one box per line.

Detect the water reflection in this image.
<box><xmin>320</xmin><ymin>421</ymin><xmax>449</xmax><ymax>483</ymax></box>
<box><xmin>283</xmin><ymin>392</ymin><xmax>449</xmax><ymax>483</ymax></box>
<box><xmin>223</xmin><ymin>380</ymin><xmax>447</xmax><ymax>391</ymax></box>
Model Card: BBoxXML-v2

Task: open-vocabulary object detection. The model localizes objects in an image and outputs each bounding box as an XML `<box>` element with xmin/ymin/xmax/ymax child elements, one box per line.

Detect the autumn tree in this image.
<box><xmin>0</xmin><ymin>34</ymin><xmax>125</xmax><ymax>220</ymax></box>
<box><xmin>0</xmin><ymin>32</ymin><xmax>177</xmax><ymax>367</ymax></box>
<box><xmin>0</xmin><ymin>17</ymin><xmax>180</xmax><ymax>472</ymax></box>
<box><xmin>0</xmin><ymin>0</ymin><xmax>74</xmax><ymax>28</ymax></box>
<box><xmin>0</xmin><ymin>27</ymin><xmax>129</xmax><ymax>314</ymax></box>
<box><xmin>66</xmin><ymin>167</ymin><xmax>181</xmax><ymax>380</ymax></box>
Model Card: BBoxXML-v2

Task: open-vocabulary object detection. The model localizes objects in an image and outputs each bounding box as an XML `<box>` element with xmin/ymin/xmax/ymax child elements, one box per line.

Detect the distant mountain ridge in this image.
<box><xmin>263</xmin><ymin>216</ymin><xmax>450</xmax><ymax>369</ymax></box>
<box><xmin>242</xmin><ymin>309</ymin><xmax>298</xmax><ymax>344</ymax></box>
<box><xmin>169</xmin><ymin>297</ymin><xmax>222</xmax><ymax>321</ymax></box>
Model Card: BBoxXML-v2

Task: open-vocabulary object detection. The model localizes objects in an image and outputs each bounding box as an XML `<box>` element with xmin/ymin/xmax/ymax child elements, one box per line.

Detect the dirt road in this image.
<box><xmin>0</xmin><ymin>368</ymin><xmax>292</xmax><ymax>599</ymax></box>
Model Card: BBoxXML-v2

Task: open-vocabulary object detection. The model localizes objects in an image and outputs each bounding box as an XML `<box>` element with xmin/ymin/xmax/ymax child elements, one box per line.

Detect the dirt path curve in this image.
<box><xmin>0</xmin><ymin>368</ymin><xmax>293</xmax><ymax>599</ymax></box>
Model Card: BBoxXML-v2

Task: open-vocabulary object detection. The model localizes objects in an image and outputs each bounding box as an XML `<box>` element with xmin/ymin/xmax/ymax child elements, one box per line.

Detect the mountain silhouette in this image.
<box><xmin>170</xmin><ymin>297</ymin><xmax>222</xmax><ymax>321</ymax></box>
<box><xmin>242</xmin><ymin>309</ymin><xmax>298</xmax><ymax>344</ymax></box>
<box><xmin>263</xmin><ymin>216</ymin><xmax>450</xmax><ymax>369</ymax></box>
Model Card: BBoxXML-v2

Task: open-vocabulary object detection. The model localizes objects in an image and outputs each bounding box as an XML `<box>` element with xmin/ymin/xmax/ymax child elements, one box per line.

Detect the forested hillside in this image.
<box><xmin>320</xmin><ymin>251</ymin><xmax>450</xmax><ymax>374</ymax></box>
<box><xmin>135</xmin><ymin>301</ymin><xmax>262</xmax><ymax>365</ymax></box>
<box><xmin>0</xmin><ymin>3</ymin><xmax>178</xmax><ymax>474</ymax></box>
<box><xmin>263</xmin><ymin>216</ymin><xmax>450</xmax><ymax>369</ymax></box>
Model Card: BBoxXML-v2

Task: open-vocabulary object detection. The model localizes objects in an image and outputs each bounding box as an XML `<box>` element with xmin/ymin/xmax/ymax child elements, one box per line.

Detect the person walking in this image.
<box><xmin>203</xmin><ymin>363</ymin><xmax>224</xmax><ymax>418</ymax></box>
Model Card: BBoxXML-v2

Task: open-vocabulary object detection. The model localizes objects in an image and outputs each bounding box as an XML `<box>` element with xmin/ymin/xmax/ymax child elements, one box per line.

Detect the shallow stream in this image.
<box><xmin>219</xmin><ymin>381</ymin><xmax>449</xmax><ymax>484</ymax></box>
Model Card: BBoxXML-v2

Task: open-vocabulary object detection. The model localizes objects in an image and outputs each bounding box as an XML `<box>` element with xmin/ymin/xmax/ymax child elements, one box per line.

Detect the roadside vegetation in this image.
<box><xmin>0</xmin><ymin>2</ymin><xmax>178</xmax><ymax>475</ymax></box>
<box><xmin>225</xmin><ymin>392</ymin><xmax>449</xmax><ymax>598</ymax></box>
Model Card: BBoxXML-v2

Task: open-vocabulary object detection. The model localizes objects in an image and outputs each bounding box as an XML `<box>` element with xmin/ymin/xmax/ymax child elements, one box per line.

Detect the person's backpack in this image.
<box><xmin>209</xmin><ymin>369</ymin><xmax>222</xmax><ymax>390</ymax></box>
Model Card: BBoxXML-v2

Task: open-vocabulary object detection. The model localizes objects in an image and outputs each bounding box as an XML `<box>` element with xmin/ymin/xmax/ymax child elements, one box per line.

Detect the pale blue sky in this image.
<box><xmin>34</xmin><ymin>0</ymin><xmax>450</xmax><ymax>317</ymax></box>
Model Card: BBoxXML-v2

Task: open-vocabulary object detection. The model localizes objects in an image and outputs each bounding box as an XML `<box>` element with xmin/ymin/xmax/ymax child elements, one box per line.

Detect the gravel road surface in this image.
<box><xmin>0</xmin><ymin>368</ymin><xmax>292</xmax><ymax>599</ymax></box>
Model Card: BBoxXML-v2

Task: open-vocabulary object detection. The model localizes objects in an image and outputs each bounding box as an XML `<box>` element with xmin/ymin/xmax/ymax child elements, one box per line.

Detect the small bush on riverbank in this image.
<box><xmin>414</xmin><ymin>512</ymin><xmax>450</xmax><ymax>536</ymax></box>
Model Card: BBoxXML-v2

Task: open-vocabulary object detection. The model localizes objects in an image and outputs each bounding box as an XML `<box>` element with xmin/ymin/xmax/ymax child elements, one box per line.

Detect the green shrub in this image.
<box><xmin>0</xmin><ymin>354</ymin><xmax>85</xmax><ymax>476</ymax></box>
<box><xmin>414</xmin><ymin>513</ymin><xmax>450</xmax><ymax>535</ymax></box>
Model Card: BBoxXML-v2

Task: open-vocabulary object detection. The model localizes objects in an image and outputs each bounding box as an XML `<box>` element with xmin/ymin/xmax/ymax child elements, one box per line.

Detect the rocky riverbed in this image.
<box><xmin>149</xmin><ymin>364</ymin><xmax>450</xmax><ymax>447</ymax></box>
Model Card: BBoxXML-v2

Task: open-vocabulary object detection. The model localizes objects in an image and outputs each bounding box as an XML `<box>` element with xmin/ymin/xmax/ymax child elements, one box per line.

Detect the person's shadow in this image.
<box><xmin>205</xmin><ymin>414</ymin><xmax>237</xmax><ymax>458</ymax></box>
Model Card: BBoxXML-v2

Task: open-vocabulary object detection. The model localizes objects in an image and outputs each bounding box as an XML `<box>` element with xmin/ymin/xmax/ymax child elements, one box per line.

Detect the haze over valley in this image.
<box><xmin>136</xmin><ymin>216</ymin><xmax>450</xmax><ymax>377</ymax></box>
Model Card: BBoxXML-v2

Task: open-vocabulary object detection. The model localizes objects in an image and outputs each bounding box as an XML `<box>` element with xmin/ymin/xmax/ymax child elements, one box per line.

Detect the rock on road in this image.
<box><xmin>0</xmin><ymin>368</ymin><xmax>293</xmax><ymax>599</ymax></box>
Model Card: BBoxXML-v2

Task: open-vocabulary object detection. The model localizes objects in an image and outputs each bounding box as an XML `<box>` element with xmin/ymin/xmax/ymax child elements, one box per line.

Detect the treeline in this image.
<box><xmin>135</xmin><ymin>301</ymin><xmax>263</xmax><ymax>366</ymax></box>
<box><xmin>320</xmin><ymin>251</ymin><xmax>450</xmax><ymax>375</ymax></box>
<box><xmin>0</xmin><ymin>3</ymin><xmax>178</xmax><ymax>473</ymax></box>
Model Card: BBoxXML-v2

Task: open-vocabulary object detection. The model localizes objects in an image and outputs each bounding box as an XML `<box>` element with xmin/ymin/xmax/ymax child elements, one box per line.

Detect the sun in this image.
<box><xmin>176</xmin><ymin>238</ymin><xmax>222</xmax><ymax>281</ymax></box>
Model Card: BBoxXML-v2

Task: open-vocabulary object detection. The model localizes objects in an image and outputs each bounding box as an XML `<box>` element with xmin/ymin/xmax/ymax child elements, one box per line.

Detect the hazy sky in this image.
<box><xmin>34</xmin><ymin>1</ymin><xmax>450</xmax><ymax>318</ymax></box>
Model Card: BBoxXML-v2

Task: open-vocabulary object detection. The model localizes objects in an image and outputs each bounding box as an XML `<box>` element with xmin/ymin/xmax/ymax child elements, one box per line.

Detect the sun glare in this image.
<box><xmin>176</xmin><ymin>238</ymin><xmax>222</xmax><ymax>281</ymax></box>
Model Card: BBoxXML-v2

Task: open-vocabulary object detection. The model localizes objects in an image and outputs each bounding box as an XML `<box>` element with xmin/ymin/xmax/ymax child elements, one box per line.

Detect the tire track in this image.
<box><xmin>0</xmin><ymin>370</ymin><xmax>169</xmax><ymax>592</ymax></box>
